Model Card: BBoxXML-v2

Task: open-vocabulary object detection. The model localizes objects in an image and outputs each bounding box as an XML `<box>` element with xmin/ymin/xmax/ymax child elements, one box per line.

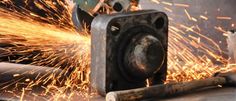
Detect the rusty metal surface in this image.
<box><xmin>1</xmin><ymin>87</ymin><xmax>234</xmax><ymax>101</ymax></box>
<box><xmin>124</xmin><ymin>35</ymin><xmax>165</xmax><ymax>80</ymax></box>
<box><xmin>160</xmin><ymin>87</ymin><xmax>236</xmax><ymax>101</ymax></box>
<box><xmin>91</xmin><ymin>10</ymin><xmax>168</xmax><ymax>95</ymax></box>
<box><xmin>88</xmin><ymin>87</ymin><xmax>236</xmax><ymax>101</ymax></box>
<box><xmin>106</xmin><ymin>76</ymin><xmax>230</xmax><ymax>101</ymax></box>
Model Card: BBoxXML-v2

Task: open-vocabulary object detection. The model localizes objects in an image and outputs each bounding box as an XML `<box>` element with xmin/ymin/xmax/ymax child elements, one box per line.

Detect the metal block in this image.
<box><xmin>91</xmin><ymin>10</ymin><xmax>168</xmax><ymax>95</ymax></box>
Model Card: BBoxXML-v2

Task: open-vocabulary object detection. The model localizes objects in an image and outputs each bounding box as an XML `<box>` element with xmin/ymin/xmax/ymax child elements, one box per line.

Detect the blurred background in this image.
<box><xmin>141</xmin><ymin>0</ymin><xmax>236</xmax><ymax>64</ymax></box>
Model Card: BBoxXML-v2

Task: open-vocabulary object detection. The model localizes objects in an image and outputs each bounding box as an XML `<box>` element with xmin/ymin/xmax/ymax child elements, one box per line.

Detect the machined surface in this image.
<box><xmin>106</xmin><ymin>76</ymin><xmax>227</xmax><ymax>101</ymax></box>
<box><xmin>124</xmin><ymin>35</ymin><xmax>165</xmax><ymax>80</ymax></box>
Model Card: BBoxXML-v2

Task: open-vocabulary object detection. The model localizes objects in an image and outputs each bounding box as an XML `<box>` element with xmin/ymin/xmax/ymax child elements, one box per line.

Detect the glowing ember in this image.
<box><xmin>173</xmin><ymin>3</ymin><xmax>189</xmax><ymax>8</ymax></box>
<box><xmin>200</xmin><ymin>15</ymin><xmax>208</xmax><ymax>20</ymax></box>
<box><xmin>217</xmin><ymin>16</ymin><xmax>232</xmax><ymax>20</ymax></box>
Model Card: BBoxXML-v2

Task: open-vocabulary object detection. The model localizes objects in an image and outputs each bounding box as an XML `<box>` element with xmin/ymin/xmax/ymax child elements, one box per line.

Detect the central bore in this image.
<box><xmin>124</xmin><ymin>34</ymin><xmax>165</xmax><ymax>80</ymax></box>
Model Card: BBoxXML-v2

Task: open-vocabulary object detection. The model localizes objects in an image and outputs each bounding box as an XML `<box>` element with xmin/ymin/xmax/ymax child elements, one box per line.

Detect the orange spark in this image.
<box><xmin>162</xmin><ymin>1</ymin><xmax>173</xmax><ymax>6</ymax></box>
<box><xmin>164</xmin><ymin>7</ymin><xmax>173</xmax><ymax>12</ymax></box>
<box><xmin>151</xmin><ymin>0</ymin><xmax>160</xmax><ymax>4</ymax></box>
<box><xmin>200</xmin><ymin>15</ymin><xmax>208</xmax><ymax>20</ymax></box>
<box><xmin>217</xmin><ymin>16</ymin><xmax>232</xmax><ymax>20</ymax></box>
<box><xmin>174</xmin><ymin>3</ymin><xmax>189</xmax><ymax>8</ymax></box>
<box><xmin>20</xmin><ymin>88</ymin><xmax>25</xmax><ymax>101</ymax></box>
<box><xmin>214</xmin><ymin>26</ymin><xmax>227</xmax><ymax>33</ymax></box>
<box><xmin>184</xmin><ymin>9</ymin><xmax>192</xmax><ymax>20</ymax></box>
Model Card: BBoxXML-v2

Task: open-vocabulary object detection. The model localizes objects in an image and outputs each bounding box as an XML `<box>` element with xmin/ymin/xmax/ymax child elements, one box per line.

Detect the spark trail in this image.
<box><xmin>146</xmin><ymin>0</ymin><xmax>235</xmax><ymax>82</ymax></box>
<box><xmin>0</xmin><ymin>0</ymin><xmax>91</xmax><ymax>100</ymax></box>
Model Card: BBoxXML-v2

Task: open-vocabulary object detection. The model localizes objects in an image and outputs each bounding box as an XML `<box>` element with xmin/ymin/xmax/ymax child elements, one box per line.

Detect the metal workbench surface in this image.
<box><xmin>90</xmin><ymin>87</ymin><xmax>236</xmax><ymax>101</ymax></box>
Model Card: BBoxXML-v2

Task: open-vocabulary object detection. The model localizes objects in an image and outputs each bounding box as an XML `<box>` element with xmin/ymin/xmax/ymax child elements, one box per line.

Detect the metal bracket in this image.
<box><xmin>91</xmin><ymin>10</ymin><xmax>168</xmax><ymax>95</ymax></box>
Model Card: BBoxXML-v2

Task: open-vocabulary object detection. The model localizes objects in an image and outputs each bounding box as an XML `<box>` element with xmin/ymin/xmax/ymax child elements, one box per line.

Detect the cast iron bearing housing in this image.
<box><xmin>91</xmin><ymin>10</ymin><xmax>168</xmax><ymax>96</ymax></box>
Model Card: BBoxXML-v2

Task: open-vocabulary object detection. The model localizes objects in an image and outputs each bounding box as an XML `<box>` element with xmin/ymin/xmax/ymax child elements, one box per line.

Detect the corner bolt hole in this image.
<box><xmin>110</xmin><ymin>22</ymin><xmax>121</xmax><ymax>35</ymax></box>
<box><xmin>155</xmin><ymin>17</ymin><xmax>165</xmax><ymax>29</ymax></box>
<box><xmin>113</xmin><ymin>2</ymin><xmax>123</xmax><ymax>12</ymax></box>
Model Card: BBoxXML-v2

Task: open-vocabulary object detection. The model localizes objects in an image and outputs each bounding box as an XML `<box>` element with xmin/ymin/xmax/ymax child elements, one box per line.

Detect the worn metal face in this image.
<box><xmin>91</xmin><ymin>10</ymin><xmax>168</xmax><ymax>96</ymax></box>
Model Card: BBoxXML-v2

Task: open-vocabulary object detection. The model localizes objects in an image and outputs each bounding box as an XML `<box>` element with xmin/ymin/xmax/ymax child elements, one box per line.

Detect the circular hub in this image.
<box><xmin>124</xmin><ymin>34</ymin><xmax>165</xmax><ymax>80</ymax></box>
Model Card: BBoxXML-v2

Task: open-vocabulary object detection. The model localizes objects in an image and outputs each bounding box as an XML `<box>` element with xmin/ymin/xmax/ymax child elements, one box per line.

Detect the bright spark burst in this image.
<box><xmin>0</xmin><ymin>0</ymin><xmax>91</xmax><ymax>100</ymax></box>
<box><xmin>0</xmin><ymin>0</ymin><xmax>235</xmax><ymax>100</ymax></box>
<box><xmin>0</xmin><ymin>9</ymin><xmax>91</xmax><ymax>100</ymax></box>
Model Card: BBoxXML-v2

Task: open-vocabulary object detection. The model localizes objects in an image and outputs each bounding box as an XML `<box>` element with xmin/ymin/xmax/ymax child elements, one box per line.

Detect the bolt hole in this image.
<box><xmin>110</xmin><ymin>22</ymin><xmax>121</xmax><ymax>35</ymax></box>
<box><xmin>230</xmin><ymin>30</ymin><xmax>236</xmax><ymax>33</ymax></box>
<box><xmin>113</xmin><ymin>2</ymin><xmax>123</xmax><ymax>12</ymax></box>
<box><xmin>110</xmin><ymin>80</ymin><xmax>118</xmax><ymax>90</ymax></box>
<box><xmin>155</xmin><ymin>17</ymin><xmax>165</xmax><ymax>29</ymax></box>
